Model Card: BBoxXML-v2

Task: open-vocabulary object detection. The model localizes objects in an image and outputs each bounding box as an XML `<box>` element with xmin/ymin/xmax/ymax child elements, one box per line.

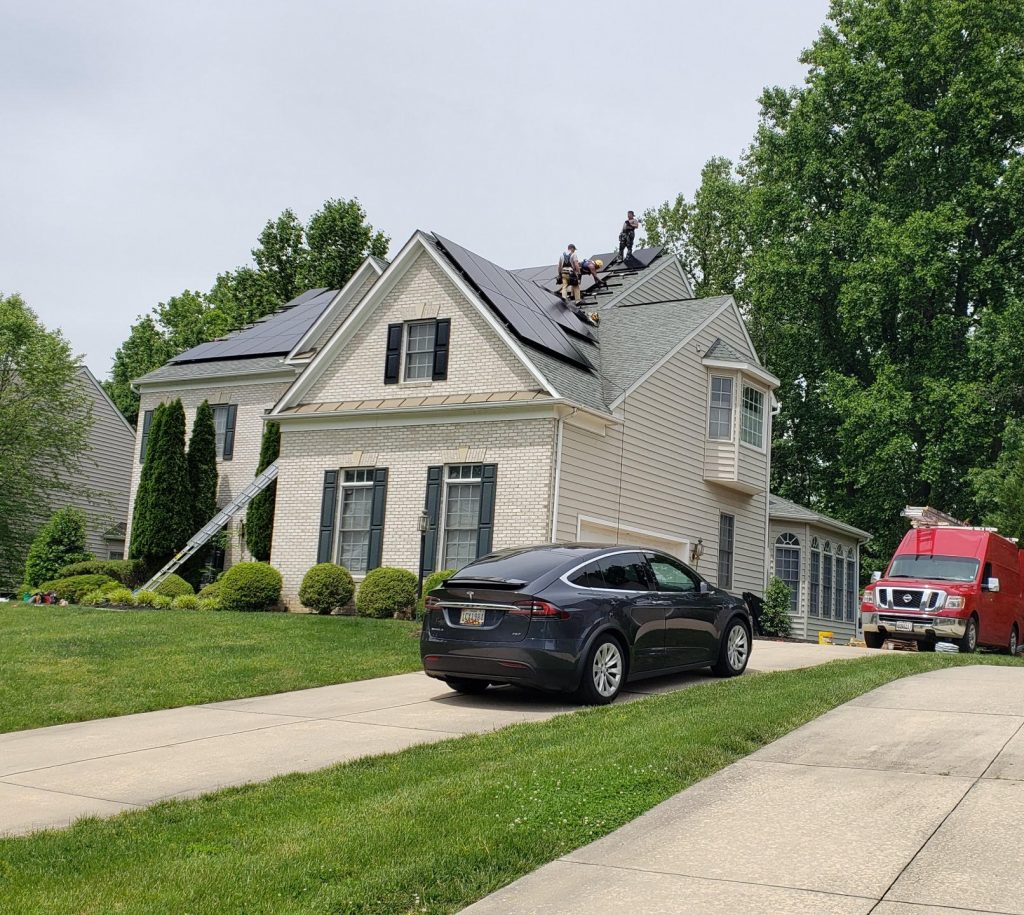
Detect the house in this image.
<box><xmin>0</xmin><ymin>367</ymin><xmax>135</xmax><ymax>591</ymax></box>
<box><xmin>768</xmin><ymin>494</ymin><xmax>872</xmax><ymax>643</ymax></box>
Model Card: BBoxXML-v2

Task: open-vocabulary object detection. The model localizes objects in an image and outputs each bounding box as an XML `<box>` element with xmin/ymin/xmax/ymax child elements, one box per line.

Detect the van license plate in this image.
<box><xmin>896</xmin><ymin>620</ymin><xmax>913</xmax><ymax>632</ymax></box>
<box><xmin>460</xmin><ymin>609</ymin><xmax>486</xmax><ymax>626</ymax></box>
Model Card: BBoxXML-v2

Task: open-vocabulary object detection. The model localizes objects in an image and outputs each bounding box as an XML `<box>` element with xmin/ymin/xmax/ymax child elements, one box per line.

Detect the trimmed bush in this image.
<box><xmin>197</xmin><ymin>597</ymin><xmax>220</xmax><ymax>612</ymax></box>
<box><xmin>198</xmin><ymin>579</ymin><xmax>222</xmax><ymax>601</ymax></box>
<box><xmin>22</xmin><ymin>507</ymin><xmax>93</xmax><ymax>589</ymax></box>
<box><xmin>105</xmin><ymin>587</ymin><xmax>137</xmax><ymax>607</ymax></box>
<box><xmin>36</xmin><ymin>574</ymin><xmax>117</xmax><ymax>603</ymax></box>
<box><xmin>418</xmin><ymin>568</ymin><xmax>456</xmax><ymax>613</ymax></box>
<box><xmin>299</xmin><ymin>563</ymin><xmax>355</xmax><ymax>615</ymax></box>
<box><xmin>57</xmin><ymin>559</ymin><xmax>147</xmax><ymax>588</ymax></box>
<box><xmin>155</xmin><ymin>574</ymin><xmax>194</xmax><ymax>598</ymax></box>
<box><xmin>171</xmin><ymin>594</ymin><xmax>200</xmax><ymax>611</ymax></box>
<box><xmin>761</xmin><ymin>576</ymin><xmax>794</xmax><ymax>637</ymax></box>
<box><xmin>219</xmin><ymin>562</ymin><xmax>282</xmax><ymax>612</ymax></box>
<box><xmin>356</xmin><ymin>567</ymin><xmax>418</xmax><ymax>619</ymax></box>
<box><xmin>79</xmin><ymin>589</ymin><xmax>107</xmax><ymax>607</ymax></box>
<box><xmin>133</xmin><ymin>590</ymin><xmax>161</xmax><ymax>608</ymax></box>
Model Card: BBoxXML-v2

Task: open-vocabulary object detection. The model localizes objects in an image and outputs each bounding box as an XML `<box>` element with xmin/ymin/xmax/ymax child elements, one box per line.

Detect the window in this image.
<box><xmin>810</xmin><ymin>538</ymin><xmax>821</xmax><ymax>618</ymax></box>
<box><xmin>646</xmin><ymin>553</ymin><xmax>700</xmax><ymax>593</ymax></box>
<box><xmin>846</xmin><ymin>549</ymin><xmax>856</xmax><ymax>622</ymax></box>
<box><xmin>107</xmin><ymin>550</ymin><xmax>124</xmax><ymax>561</ymax></box>
<box><xmin>822</xmin><ymin>542</ymin><xmax>833</xmax><ymax>620</ymax></box>
<box><xmin>834</xmin><ymin>552</ymin><xmax>845</xmax><ymax>622</ymax></box>
<box><xmin>139</xmin><ymin>409</ymin><xmax>155</xmax><ymax>463</ymax></box>
<box><xmin>599</xmin><ymin>553</ymin><xmax>650</xmax><ymax>591</ymax></box>
<box><xmin>718</xmin><ymin>513</ymin><xmax>735</xmax><ymax>589</ymax></box>
<box><xmin>774</xmin><ymin>533</ymin><xmax>801</xmax><ymax>614</ymax></box>
<box><xmin>740</xmin><ymin>386</ymin><xmax>765</xmax><ymax>448</ymax></box>
<box><xmin>568</xmin><ymin>559</ymin><xmax>607</xmax><ymax>589</ymax></box>
<box><xmin>404</xmin><ymin>322</ymin><xmax>437</xmax><ymax>381</ymax></box>
<box><xmin>442</xmin><ymin>464</ymin><xmax>483</xmax><ymax>569</ymax></box>
<box><xmin>386</xmin><ymin>319</ymin><xmax>451</xmax><ymax>384</ymax></box>
<box><xmin>708</xmin><ymin>376</ymin><xmax>734</xmax><ymax>440</ymax></box>
<box><xmin>211</xmin><ymin>404</ymin><xmax>237</xmax><ymax>460</ymax></box>
<box><xmin>337</xmin><ymin>469</ymin><xmax>375</xmax><ymax>573</ymax></box>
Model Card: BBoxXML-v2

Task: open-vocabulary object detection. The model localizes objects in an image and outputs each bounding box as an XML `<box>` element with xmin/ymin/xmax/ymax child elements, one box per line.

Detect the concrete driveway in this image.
<box><xmin>0</xmin><ymin>640</ymin><xmax>873</xmax><ymax>837</ymax></box>
<box><xmin>463</xmin><ymin>663</ymin><xmax>1024</xmax><ymax>915</ymax></box>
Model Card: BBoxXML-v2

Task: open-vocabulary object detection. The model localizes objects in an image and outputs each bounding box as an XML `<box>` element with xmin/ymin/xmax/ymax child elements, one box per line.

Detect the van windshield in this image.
<box><xmin>888</xmin><ymin>555</ymin><xmax>980</xmax><ymax>582</ymax></box>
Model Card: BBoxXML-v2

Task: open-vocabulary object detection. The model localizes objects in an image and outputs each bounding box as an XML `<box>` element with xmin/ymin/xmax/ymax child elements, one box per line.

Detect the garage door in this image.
<box><xmin>577</xmin><ymin>517</ymin><xmax>689</xmax><ymax>562</ymax></box>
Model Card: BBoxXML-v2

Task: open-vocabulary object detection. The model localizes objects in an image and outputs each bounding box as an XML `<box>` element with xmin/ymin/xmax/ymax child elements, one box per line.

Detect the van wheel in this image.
<box><xmin>1007</xmin><ymin>625</ymin><xmax>1019</xmax><ymax>656</ymax></box>
<box><xmin>864</xmin><ymin>632</ymin><xmax>886</xmax><ymax>649</ymax></box>
<box><xmin>575</xmin><ymin>635</ymin><xmax>625</xmax><ymax>705</ymax></box>
<box><xmin>959</xmin><ymin>616</ymin><xmax>979</xmax><ymax>654</ymax></box>
<box><xmin>445</xmin><ymin>677</ymin><xmax>490</xmax><ymax>695</ymax></box>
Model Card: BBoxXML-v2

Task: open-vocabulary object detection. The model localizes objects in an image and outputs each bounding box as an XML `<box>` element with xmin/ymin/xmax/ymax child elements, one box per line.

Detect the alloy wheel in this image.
<box><xmin>592</xmin><ymin>641</ymin><xmax>623</xmax><ymax>698</ymax></box>
<box><xmin>727</xmin><ymin>624</ymin><xmax>749</xmax><ymax>671</ymax></box>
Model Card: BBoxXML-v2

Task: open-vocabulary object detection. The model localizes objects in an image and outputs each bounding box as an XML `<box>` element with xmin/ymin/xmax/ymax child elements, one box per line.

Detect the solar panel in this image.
<box><xmin>171</xmin><ymin>289</ymin><xmax>337</xmax><ymax>363</ymax></box>
<box><xmin>434</xmin><ymin>235</ymin><xmax>594</xmax><ymax>368</ymax></box>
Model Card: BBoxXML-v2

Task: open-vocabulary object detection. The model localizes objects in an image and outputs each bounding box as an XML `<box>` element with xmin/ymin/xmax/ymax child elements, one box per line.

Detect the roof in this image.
<box><xmin>704</xmin><ymin>336</ymin><xmax>751</xmax><ymax>362</ymax></box>
<box><xmin>169</xmin><ymin>288</ymin><xmax>339</xmax><ymax>364</ymax></box>
<box><xmin>510</xmin><ymin>248</ymin><xmax>664</xmax><ymax>302</ymax></box>
<box><xmin>277</xmin><ymin>390</ymin><xmax>550</xmax><ymax>416</ymax></box>
<box><xmin>769</xmin><ymin>494</ymin><xmax>872</xmax><ymax>541</ymax></box>
<box><xmin>135</xmin><ymin>355</ymin><xmax>293</xmax><ymax>385</ymax></box>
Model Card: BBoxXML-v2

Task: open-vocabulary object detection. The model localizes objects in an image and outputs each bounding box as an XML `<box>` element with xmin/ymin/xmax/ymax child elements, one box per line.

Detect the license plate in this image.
<box><xmin>895</xmin><ymin>620</ymin><xmax>913</xmax><ymax>632</ymax></box>
<box><xmin>460</xmin><ymin>609</ymin><xmax>486</xmax><ymax>626</ymax></box>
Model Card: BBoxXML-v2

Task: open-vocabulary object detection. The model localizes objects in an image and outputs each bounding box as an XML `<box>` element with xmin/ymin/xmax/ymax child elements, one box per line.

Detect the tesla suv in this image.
<box><xmin>420</xmin><ymin>544</ymin><xmax>752</xmax><ymax>704</ymax></box>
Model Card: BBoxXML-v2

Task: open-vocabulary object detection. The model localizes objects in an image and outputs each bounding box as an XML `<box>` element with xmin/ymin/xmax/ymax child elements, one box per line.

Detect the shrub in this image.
<box><xmin>219</xmin><ymin>562</ymin><xmax>282</xmax><ymax>612</ymax></box>
<box><xmin>198</xmin><ymin>579</ymin><xmax>222</xmax><ymax>601</ymax></box>
<box><xmin>171</xmin><ymin>594</ymin><xmax>201</xmax><ymax>611</ymax></box>
<box><xmin>57</xmin><ymin>559</ymin><xmax>147</xmax><ymax>588</ymax></box>
<box><xmin>418</xmin><ymin>568</ymin><xmax>456</xmax><ymax>613</ymax></box>
<box><xmin>36</xmin><ymin>574</ymin><xmax>117</xmax><ymax>603</ymax></box>
<box><xmin>79</xmin><ymin>589</ymin><xmax>107</xmax><ymax>607</ymax></box>
<box><xmin>133</xmin><ymin>590</ymin><xmax>161</xmax><ymax>608</ymax></box>
<box><xmin>761</xmin><ymin>576</ymin><xmax>793</xmax><ymax>637</ymax></box>
<box><xmin>22</xmin><ymin>507</ymin><xmax>93</xmax><ymax>589</ymax></box>
<box><xmin>246</xmin><ymin>422</ymin><xmax>280</xmax><ymax>561</ymax></box>
<box><xmin>155</xmin><ymin>574</ymin><xmax>194</xmax><ymax>598</ymax></box>
<box><xmin>106</xmin><ymin>587</ymin><xmax>137</xmax><ymax>607</ymax></box>
<box><xmin>299</xmin><ymin>563</ymin><xmax>355</xmax><ymax>615</ymax></box>
<box><xmin>356</xmin><ymin>567</ymin><xmax>418</xmax><ymax>619</ymax></box>
<box><xmin>197</xmin><ymin>597</ymin><xmax>220</xmax><ymax>612</ymax></box>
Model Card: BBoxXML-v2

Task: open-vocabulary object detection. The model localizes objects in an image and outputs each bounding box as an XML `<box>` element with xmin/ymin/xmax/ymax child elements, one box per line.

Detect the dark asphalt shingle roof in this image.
<box><xmin>769</xmin><ymin>494</ymin><xmax>872</xmax><ymax>540</ymax></box>
<box><xmin>135</xmin><ymin>355</ymin><xmax>293</xmax><ymax>385</ymax></box>
<box><xmin>704</xmin><ymin>336</ymin><xmax>751</xmax><ymax>362</ymax></box>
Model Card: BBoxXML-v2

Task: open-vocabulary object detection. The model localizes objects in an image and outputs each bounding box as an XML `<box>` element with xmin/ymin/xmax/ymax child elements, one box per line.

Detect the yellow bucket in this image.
<box><xmin>818</xmin><ymin>631</ymin><xmax>834</xmax><ymax>645</ymax></box>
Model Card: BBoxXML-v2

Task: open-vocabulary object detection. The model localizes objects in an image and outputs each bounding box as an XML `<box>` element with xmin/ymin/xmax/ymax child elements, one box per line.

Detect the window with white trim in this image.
<box><xmin>774</xmin><ymin>533</ymin><xmax>801</xmax><ymax>614</ymax></box>
<box><xmin>740</xmin><ymin>385</ymin><xmax>765</xmax><ymax>448</ymax></box>
<box><xmin>718</xmin><ymin>513</ymin><xmax>735</xmax><ymax>589</ymax></box>
<box><xmin>442</xmin><ymin>465</ymin><xmax>482</xmax><ymax>569</ymax></box>
<box><xmin>822</xmin><ymin>542</ymin><xmax>833</xmax><ymax>620</ymax></box>
<box><xmin>809</xmin><ymin>538</ymin><xmax>821</xmax><ymax>617</ymax></box>
<box><xmin>708</xmin><ymin>376</ymin><xmax>734</xmax><ymax>440</ymax></box>
<box><xmin>834</xmin><ymin>550</ymin><xmax>845</xmax><ymax>621</ymax></box>
<box><xmin>846</xmin><ymin>548</ymin><xmax>857</xmax><ymax>622</ymax></box>
<box><xmin>404</xmin><ymin>322</ymin><xmax>437</xmax><ymax>381</ymax></box>
<box><xmin>337</xmin><ymin>468</ymin><xmax>374</xmax><ymax>573</ymax></box>
<box><xmin>211</xmin><ymin>404</ymin><xmax>236</xmax><ymax>459</ymax></box>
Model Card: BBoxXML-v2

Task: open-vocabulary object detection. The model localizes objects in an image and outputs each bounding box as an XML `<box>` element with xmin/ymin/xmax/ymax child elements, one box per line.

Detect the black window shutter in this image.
<box><xmin>384</xmin><ymin>323</ymin><xmax>403</xmax><ymax>384</ymax></box>
<box><xmin>432</xmin><ymin>319</ymin><xmax>451</xmax><ymax>381</ymax></box>
<box><xmin>317</xmin><ymin>470</ymin><xmax>338</xmax><ymax>564</ymax></box>
<box><xmin>476</xmin><ymin>464</ymin><xmax>497</xmax><ymax>558</ymax></box>
<box><xmin>222</xmin><ymin>404</ymin><xmax>238</xmax><ymax>460</ymax></box>
<box><xmin>367</xmin><ymin>468</ymin><xmax>388</xmax><ymax>571</ymax></box>
<box><xmin>139</xmin><ymin>409</ymin><xmax>154</xmax><ymax>463</ymax></box>
<box><xmin>420</xmin><ymin>466</ymin><xmax>443</xmax><ymax>578</ymax></box>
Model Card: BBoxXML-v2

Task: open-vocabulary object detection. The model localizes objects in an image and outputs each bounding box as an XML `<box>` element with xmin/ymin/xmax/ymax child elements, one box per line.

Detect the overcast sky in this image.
<box><xmin>1</xmin><ymin>0</ymin><xmax>829</xmax><ymax>379</ymax></box>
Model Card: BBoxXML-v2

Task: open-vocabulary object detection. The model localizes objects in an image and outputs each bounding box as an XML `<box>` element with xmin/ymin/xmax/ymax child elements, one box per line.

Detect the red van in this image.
<box><xmin>861</xmin><ymin>527</ymin><xmax>1024</xmax><ymax>654</ymax></box>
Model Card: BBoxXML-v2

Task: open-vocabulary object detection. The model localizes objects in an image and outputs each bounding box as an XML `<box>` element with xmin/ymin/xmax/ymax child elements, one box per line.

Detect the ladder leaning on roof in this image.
<box><xmin>139</xmin><ymin>461</ymin><xmax>279</xmax><ymax>592</ymax></box>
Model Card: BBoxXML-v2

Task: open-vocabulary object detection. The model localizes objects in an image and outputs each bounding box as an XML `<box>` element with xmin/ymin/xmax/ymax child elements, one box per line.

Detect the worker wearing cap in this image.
<box><xmin>618</xmin><ymin>211</ymin><xmax>639</xmax><ymax>262</ymax></box>
<box><xmin>557</xmin><ymin>244</ymin><xmax>582</xmax><ymax>304</ymax></box>
<box><xmin>580</xmin><ymin>256</ymin><xmax>605</xmax><ymax>287</ymax></box>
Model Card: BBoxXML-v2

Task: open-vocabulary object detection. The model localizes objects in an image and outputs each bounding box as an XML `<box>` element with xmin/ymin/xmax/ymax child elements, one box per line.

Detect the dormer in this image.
<box><xmin>702</xmin><ymin>338</ymin><xmax>779</xmax><ymax>494</ymax></box>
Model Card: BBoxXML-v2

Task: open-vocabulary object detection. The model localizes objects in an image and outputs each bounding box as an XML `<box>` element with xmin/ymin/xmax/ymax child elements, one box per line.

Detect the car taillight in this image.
<box><xmin>425</xmin><ymin>596</ymin><xmax>442</xmax><ymax>611</ymax></box>
<box><xmin>510</xmin><ymin>599</ymin><xmax>569</xmax><ymax>620</ymax></box>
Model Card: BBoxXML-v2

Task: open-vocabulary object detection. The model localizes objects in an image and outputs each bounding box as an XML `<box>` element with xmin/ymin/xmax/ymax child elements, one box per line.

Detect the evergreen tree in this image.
<box><xmin>22</xmin><ymin>507</ymin><xmax>92</xmax><ymax>590</ymax></box>
<box><xmin>184</xmin><ymin>400</ymin><xmax>219</xmax><ymax>576</ymax></box>
<box><xmin>245</xmin><ymin>422</ymin><xmax>280</xmax><ymax>562</ymax></box>
<box><xmin>129</xmin><ymin>402</ymin><xmax>165</xmax><ymax>563</ymax></box>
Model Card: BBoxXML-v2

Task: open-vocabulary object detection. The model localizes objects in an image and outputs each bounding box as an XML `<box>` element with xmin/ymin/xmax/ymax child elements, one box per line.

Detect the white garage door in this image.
<box><xmin>577</xmin><ymin>517</ymin><xmax>689</xmax><ymax>562</ymax></box>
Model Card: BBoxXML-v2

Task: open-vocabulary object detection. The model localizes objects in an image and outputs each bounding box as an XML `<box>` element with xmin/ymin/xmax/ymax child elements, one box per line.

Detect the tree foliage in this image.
<box><xmin>104</xmin><ymin>197</ymin><xmax>390</xmax><ymax>424</ymax></box>
<box><xmin>245</xmin><ymin>421</ymin><xmax>280</xmax><ymax>562</ymax></box>
<box><xmin>22</xmin><ymin>507</ymin><xmax>93</xmax><ymax>590</ymax></box>
<box><xmin>0</xmin><ymin>293</ymin><xmax>92</xmax><ymax>588</ymax></box>
<box><xmin>187</xmin><ymin>401</ymin><xmax>219</xmax><ymax>535</ymax></box>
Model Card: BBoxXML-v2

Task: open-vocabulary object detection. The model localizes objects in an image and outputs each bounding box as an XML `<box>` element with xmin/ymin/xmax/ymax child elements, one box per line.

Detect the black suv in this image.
<box><xmin>421</xmin><ymin>544</ymin><xmax>752</xmax><ymax>704</ymax></box>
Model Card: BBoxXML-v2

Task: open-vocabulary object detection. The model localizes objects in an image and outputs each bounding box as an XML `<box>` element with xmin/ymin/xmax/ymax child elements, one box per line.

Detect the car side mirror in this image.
<box><xmin>870</xmin><ymin>571</ymin><xmax>882</xmax><ymax>583</ymax></box>
<box><xmin>699</xmin><ymin>581</ymin><xmax>711</xmax><ymax>594</ymax></box>
<box><xmin>984</xmin><ymin>577</ymin><xmax>1000</xmax><ymax>592</ymax></box>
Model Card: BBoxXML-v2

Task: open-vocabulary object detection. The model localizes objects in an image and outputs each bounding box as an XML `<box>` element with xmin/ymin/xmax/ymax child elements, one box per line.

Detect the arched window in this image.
<box><xmin>774</xmin><ymin>533</ymin><xmax>801</xmax><ymax>614</ymax></box>
<box><xmin>822</xmin><ymin>542</ymin><xmax>833</xmax><ymax>620</ymax></box>
<box><xmin>809</xmin><ymin>537</ymin><xmax>821</xmax><ymax>618</ymax></box>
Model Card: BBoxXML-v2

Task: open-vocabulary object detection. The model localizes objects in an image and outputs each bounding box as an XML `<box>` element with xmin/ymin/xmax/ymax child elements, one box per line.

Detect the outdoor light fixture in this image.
<box><xmin>690</xmin><ymin>538</ymin><xmax>704</xmax><ymax>565</ymax></box>
<box><xmin>418</xmin><ymin>510</ymin><xmax>429</xmax><ymax>534</ymax></box>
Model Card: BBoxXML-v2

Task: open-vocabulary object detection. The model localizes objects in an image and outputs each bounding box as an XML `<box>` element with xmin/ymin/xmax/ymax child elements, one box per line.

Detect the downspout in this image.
<box><xmin>550</xmin><ymin>414</ymin><xmax>565</xmax><ymax>541</ymax></box>
<box><xmin>765</xmin><ymin>396</ymin><xmax>781</xmax><ymax>598</ymax></box>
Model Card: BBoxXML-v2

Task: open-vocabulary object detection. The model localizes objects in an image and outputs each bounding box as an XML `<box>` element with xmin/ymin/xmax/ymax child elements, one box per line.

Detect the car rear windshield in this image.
<box><xmin>888</xmin><ymin>555</ymin><xmax>980</xmax><ymax>582</ymax></box>
<box><xmin>449</xmin><ymin>548</ymin><xmax>583</xmax><ymax>586</ymax></box>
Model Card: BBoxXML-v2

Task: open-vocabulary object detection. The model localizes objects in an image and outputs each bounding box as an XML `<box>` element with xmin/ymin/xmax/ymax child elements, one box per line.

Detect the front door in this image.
<box><xmin>645</xmin><ymin>552</ymin><xmax>720</xmax><ymax>665</ymax></box>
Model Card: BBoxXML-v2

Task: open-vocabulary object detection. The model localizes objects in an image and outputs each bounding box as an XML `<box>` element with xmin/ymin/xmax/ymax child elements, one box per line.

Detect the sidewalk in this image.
<box><xmin>464</xmin><ymin>664</ymin><xmax>1024</xmax><ymax>915</ymax></box>
<box><xmin>0</xmin><ymin>640</ymin><xmax>872</xmax><ymax>836</ymax></box>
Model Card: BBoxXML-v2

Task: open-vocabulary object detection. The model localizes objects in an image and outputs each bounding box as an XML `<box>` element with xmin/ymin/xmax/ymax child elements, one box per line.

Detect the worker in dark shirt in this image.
<box><xmin>580</xmin><ymin>256</ymin><xmax>606</xmax><ymax>288</ymax></box>
<box><xmin>618</xmin><ymin>211</ymin><xmax>639</xmax><ymax>262</ymax></box>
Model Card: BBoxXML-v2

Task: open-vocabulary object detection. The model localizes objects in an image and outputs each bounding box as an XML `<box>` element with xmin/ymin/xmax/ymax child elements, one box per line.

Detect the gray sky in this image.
<box><xmin>1</xmin><ymin>0</ymin><xmax>829</xmax><ymax>379</ymax></box>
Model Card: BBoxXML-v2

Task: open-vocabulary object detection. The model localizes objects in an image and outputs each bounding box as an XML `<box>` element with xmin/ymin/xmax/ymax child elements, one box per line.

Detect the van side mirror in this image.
<box><xmin>984</xmin><ymin>577</ymin><xmax>1000</xmax><ymax>592</ymax></box>
<box><xmin>870</xmin><ymin>571</ymin><xmax>882</xmax><ymax>583</ymax></box>
<box><xmin>699</xmin><ymin>581</ymin><xmax>711</xmax><ymax>595</ymax></box>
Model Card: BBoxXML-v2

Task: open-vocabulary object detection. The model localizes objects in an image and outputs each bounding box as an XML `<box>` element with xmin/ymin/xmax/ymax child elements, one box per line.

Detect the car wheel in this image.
<box><xmin>444</xmin><ymin>677</ymin><xmax>490</xmax><ymax>695</ymax></box>
<box><xmin>864</xmin><ymin>631</ymin><xmax>886</xmax><ymax>649</ymax></box>
<box><xmin>959</xmin><ymin>616</ymin><xmax>979</xmax><ymax>654</ymax></box>
<box><xmin>1007</xmin><ymin>625</ymin><xmax>1019</xmax><ymax>656</ymax></box>
<box><xmin>575</xmin><ymin>635</ymin><xmax>625</xmax><ymax>705</ymax></box>
<box><xmin>712</xmin><ymin>619</ymin><xmax>750</xmax><ymax>678</ymax></box>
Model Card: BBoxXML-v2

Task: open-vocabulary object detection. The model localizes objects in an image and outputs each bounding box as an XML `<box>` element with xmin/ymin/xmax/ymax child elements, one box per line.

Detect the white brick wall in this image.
<box><xmin>271</xmin><ymin>418</ymin><xmax>557</xmax><ymax>607</ymax></box>
<box><xmin>302</xmin><ymin>251</ymin><xmax>540</xmax><ymax>404</ymax></box>
<box><xmin>125</xmin><ymin>377</ymin><xmax>292</xmax><ymax>567</ymax></box>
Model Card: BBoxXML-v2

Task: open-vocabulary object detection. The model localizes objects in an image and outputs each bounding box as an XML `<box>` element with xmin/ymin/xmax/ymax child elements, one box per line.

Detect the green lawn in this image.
<box><xmin>0</xmin><ymin>605</ymin><xmax>422</xmax><ymax>733</ymax></box>
<box><xmin>2</xmin><ymin>653</ymin><xmax>1019</xmax><ymax>915</ymax></box>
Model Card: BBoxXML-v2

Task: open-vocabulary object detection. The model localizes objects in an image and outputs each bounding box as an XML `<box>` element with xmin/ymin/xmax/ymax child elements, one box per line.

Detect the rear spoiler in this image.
<box><xmin>445</xmin><ymin>576</ymin><xmax>527</xmax><ymax>589</ymax></box>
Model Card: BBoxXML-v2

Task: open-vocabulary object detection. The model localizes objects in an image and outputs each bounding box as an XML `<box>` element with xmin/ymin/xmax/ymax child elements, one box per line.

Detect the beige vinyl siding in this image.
<box><xmin>556</xmin><ymin>309</ymin><xmax>770</xmax><ymax>598</ymax></box>
<box><xmin>611</xmin><ymin>262</ymin><xmax>692</xmax><ymax>308</ymax></box>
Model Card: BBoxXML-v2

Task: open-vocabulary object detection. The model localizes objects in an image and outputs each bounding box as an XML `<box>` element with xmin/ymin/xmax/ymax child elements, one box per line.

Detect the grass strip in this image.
<box><xmin>0</xmin><ymin>606</ymin><xmax>421</xmax><ymax>733</ymax></box>
<box><xmin>1</xmin><ymin>653</ymin><xmax>1018</xmax><ymax>914</ymax></box>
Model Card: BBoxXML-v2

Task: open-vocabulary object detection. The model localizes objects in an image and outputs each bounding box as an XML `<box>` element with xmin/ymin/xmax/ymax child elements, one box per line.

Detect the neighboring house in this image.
<box><xmin>768</xmin><ymin>494</ymin><xmax>872</xmax><ymax>643</ymax></box>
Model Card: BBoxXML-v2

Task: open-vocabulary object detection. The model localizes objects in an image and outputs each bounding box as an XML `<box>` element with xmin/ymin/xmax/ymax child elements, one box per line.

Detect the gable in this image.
<box><xmin>304</xmin><ymin>270</ymin><xmax>379</xmax><ymax>356</ymax></box>
<box><xmin>299</xmin><ymin>250</ymin><xmax>542</xmax><ymax>405</ymax></box>
<box><xmin>606</xmin><ymin>258</ymin><xmax>693</xmax><ymax>309</ymax></box>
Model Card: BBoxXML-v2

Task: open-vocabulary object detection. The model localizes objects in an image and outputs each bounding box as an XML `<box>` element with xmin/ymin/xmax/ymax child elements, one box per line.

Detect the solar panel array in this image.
<box><xmin>433</xmin><ymin>234</ymin><xmax>597</xmax><ymax>369</ymax></box>
<box><xmin>171</xmin><ymin>288</ymin><xmax>337</xmax><ymax>364</ymax></box>
<box><xmin>511</xmin><ymin>247</ymin><xmax>664</xmax><ymax>298</ymax></box>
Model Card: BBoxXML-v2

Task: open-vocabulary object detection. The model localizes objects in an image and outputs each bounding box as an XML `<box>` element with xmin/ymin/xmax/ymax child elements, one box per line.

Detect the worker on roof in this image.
<box><xmin>618</xmin><ymin>211</ymin><xmax>640</xmax><ymax>262</ymax></box>
<box><xmin>557</xmin><ymin>244</ymin><xmax>582</xmax><ymax>304</ymax></box>
<box><xmin>580</xmin><ymin>256</ymin><xmax>606</xmax><ymax>288</ymax></box>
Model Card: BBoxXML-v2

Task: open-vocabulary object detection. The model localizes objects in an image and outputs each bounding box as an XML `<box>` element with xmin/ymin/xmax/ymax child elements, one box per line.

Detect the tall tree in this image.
<box><xmin>129</xmin><ymin>403</ymin><xmax>165</xmax><ymax>564</ymax></box>
<box><xmin>0</xmin><ymin>293</ymin><xmax>92</xmax><ymax>588</ymax></box>
<box><xmin>187</xmin><ymin>401</ymin><xmax>219</xmax><ymax>535</ymax></box>
<box><xmin>971</xmin><ymin>418</ymin><xmax>1024</xmax><ymax>543</ymax></box>
<box><xmin>245</xmin><ymin>421</ymin><xmax>280</xmax><ymax>562</ymax></box>
<box><xmin>104</xmin><ymin>316</ymin><xmax>174</xmax><ymax>424</ymax></box>
<box><xmin>299</xmin><ymin>197</ymin><xmax>390</xmax><ymax>289</ymax></box>
<box><xmin>252</xmin><ymin>209</ymin><xmax>307</xmax><ymax>305</ymax></box>
<box><xmin>22</xmin><ymin>507</ymin><xmax>92</xmax><ymax>590</ymax></box>
<box><xmin>155</xmin><ymin>290</ymin><xmax>229</xmax><ymax>354</ymax></box>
